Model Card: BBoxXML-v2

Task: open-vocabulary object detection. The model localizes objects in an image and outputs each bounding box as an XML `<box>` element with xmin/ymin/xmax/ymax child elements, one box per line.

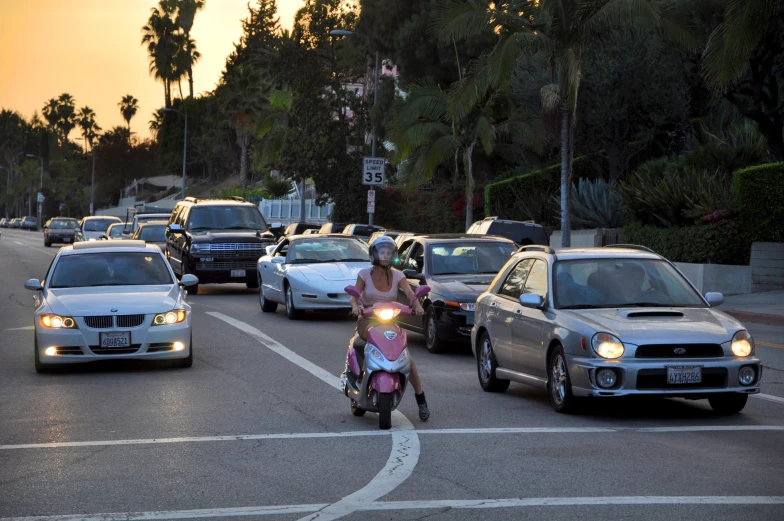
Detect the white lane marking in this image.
<box><xmin>4</xmin><ymin>496</ymin><xmax>783</xmax><ymax>521</ymax></box>
<box><xmin>755</xmin><ymin>393</ymin><xmax>784</xmax><ymax>405</ymax></box>
<box><xmin>3</xmin><ymin>425</ymin><xmax>783</xmax><ymax>451</ymax></box>
<box><xmin>13</xmin><ymin>241</ymin><xmax>24</xmax><ymax>246</ymax></box>
<box><xmin>205</xmin><ymin>312</ymin><xmax>421</xmax><ymax>521</ymax></box>
<box><xmin>4</xmin><ymin>326</ymin><xmax>34</xmax><ymax>331</ymax></box>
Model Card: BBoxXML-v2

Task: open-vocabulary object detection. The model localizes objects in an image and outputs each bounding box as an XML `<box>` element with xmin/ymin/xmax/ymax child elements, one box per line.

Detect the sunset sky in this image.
<box><xmin>0</xmin><ymin>0</ymin><xmax>303</xmax><ymax>140</ymax></box>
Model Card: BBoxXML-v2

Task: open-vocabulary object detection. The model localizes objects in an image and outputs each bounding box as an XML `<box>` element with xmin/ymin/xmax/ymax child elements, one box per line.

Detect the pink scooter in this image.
<box><xmin>342</xmin><ymin>284</ymin><xmax>430</xmax><ymax>430</ymax></box>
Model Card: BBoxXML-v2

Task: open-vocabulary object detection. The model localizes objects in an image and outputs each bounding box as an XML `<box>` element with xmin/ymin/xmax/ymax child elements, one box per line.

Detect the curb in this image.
<box><xmin>721</xmin><ymin>309</ymin><xmax>784</xmax><ymax>327</ymax></box>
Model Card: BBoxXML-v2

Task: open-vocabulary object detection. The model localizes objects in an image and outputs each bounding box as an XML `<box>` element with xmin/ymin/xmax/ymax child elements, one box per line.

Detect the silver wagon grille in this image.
<box><xmin>84</xmin><ymin>316</ymin><xmax>113</xmax><ymax>329</ymax></box>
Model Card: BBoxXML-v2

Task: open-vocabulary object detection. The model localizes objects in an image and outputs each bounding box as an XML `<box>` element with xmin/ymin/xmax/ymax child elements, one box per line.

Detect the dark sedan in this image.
<box><xmin>10</xmin><ymin>218</ymin><xmax>22</xmax><ymax>228</ymax></box>
<box><xmin>394</xmin><ymin>234</ymin><xmax>517</xmax><ymax>353</ymax></box>
<box><xmin>43</xmin><ymin>217</ymin><xmax>79</xmax><ymax>246</ymax></box>
<box><xmin>21</xmin><ymin>216</ymin><xmax>38</xmax><ymax>230</ymax></box>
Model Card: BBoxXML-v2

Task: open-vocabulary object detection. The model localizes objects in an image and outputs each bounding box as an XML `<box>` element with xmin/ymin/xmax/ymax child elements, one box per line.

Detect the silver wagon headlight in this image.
<box><xmin>731</xmin><ymin>330</ymin><xmax>754</xmax><ymax>357</ymax></box>
<box><xmin>591</xmin><ymin>332</ymin><xmax>624</xmax><ymax>359</ymax></box>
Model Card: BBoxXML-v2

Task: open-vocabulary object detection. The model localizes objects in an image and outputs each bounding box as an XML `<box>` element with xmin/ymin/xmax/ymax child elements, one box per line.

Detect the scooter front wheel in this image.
<box><xmin>350</xmin><ymin>400</ymin><xmax>366</xmax><ymax>416</ymax></box>
<box><xmin>378</xmin><ymin>393</ymin><xmax>393</xmax><ymax>430</ymax></box>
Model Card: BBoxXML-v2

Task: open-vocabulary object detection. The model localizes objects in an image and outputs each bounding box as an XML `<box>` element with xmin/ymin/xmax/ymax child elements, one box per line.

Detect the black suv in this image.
<box><xmin>164</xmin><ymin>197</ymin><xmax>277</xmax><ymax>294</ymax></box>
<box><xmin>466</xmin><ymin>217</ymin><xmax>548</xmax><ymax>246</ymax></box>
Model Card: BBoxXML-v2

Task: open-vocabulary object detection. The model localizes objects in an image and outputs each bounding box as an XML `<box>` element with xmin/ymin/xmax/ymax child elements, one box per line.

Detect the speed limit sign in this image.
<box><xmin>363</xmin><ymin>157</ymin><xmax>385</xmax><ymax>185</ymax></box>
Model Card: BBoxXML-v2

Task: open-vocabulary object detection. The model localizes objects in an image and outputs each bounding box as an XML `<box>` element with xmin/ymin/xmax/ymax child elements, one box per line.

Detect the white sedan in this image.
<box><xmin>257</xmin><ymin>234</ymin><xmax>371</xmax><ymax>319</ymax></box>
<box><xmin>24</xmin><ymin>240</ymin><xmax>198</xmax><ymax>372</ymax></box>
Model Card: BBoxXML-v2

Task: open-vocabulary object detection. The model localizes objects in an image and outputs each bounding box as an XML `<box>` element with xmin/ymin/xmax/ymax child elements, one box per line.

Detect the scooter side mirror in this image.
<box><xmin>344</xmin><ymin>285</ymin><xmax>361</xmax><ymax>299</ymax></box>
<box><xmin>413</xmin><ymin>285</ymin><xmax>431</xmax><ymax>299</ymax></box>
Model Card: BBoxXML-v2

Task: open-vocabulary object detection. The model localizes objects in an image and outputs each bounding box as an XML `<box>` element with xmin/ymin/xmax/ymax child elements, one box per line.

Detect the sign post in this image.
<box><xmin>363</xmin><ymin>158</ymin><xmax>385</xmax><ymax>225</ymax></box>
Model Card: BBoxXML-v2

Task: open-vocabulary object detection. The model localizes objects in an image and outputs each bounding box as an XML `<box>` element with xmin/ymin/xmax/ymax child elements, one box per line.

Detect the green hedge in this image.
<box><xmin>484</xmin><ymin>157</ymin><xmax>594</xmax><ymax>226</ymax></box>
<box><xmin>733</xmin><ymin>162</ymin><xmax>784</xmax><ymax>243</ymax></box>
<box><xmin>620</xmin><ymin>221</ymin><xmax>750</xmax><ymax>265</ymax></box>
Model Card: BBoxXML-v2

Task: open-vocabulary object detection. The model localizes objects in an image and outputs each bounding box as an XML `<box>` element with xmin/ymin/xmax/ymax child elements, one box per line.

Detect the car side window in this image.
<box><xmin>499</xmin><ymin>259</ymin><xmax>533</xmax><ymax>299</ymax></box>
<box><xmin>522</xmin><ymin>259</ymin><xmax>548</xmax><ymax>299</ymax></box>
<box><xmin>275</xmin><ymin>240</ymin><xmax>289</xmax><ymax>257</ymax></box>
<box><xmin>406</xmin><ymin>243</ymin><xmax>425</xmax><ymax>273</ymax></box>
<box><xmin>178</xmin><ymin>207</ymin><xmax>189</xmax><ymax>228</ymax></box>
<box><xmin>398</xmin><ymin>240</ymin><xmax>414</xmax><ymax>264</ymax></box>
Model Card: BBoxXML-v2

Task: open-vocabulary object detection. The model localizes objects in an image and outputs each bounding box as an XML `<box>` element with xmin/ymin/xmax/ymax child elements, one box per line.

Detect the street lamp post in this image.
<box><xmin>162</xmin><ymin>108</ymin><xmax>188</xmax><ymax>199</ymax></box>
<box><xmin>329</xmin><ymin>29</ymin><xmax>381</xmax><ymax>226</ymax></box>
<box><xmin>91</xmin><ymin>145</ymin><xmax>96</xmax><ymax>216</ymax></box>
<box><xmin>26</xmin><ymin>154</ymin><xmax>43</xmax><ymax>230</ymax></box>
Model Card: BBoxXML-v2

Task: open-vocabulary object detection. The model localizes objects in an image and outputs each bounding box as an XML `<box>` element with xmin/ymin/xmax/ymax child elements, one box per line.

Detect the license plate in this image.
<box><xmin>667</xmin><ymin>365</ymin><xmax>702</xmax><ymax>384</ymax></box>
<box><xmin>231</xmin><ymin>269</ymin><xmax>246</xmax><ymax>278</ymax></box>
<box><xmin>99</xmin><ymin>332</ymin><xmax>130</xmax><ymax>348</ymax></box>
<box><xmin>465</xmin><ymin>314</ymin><xmax>474</xmax><ymax>325</ymax></box>
<box><xmin>63</xmin><ymin>238</ymin><xmax>70</xmax><ymax>243</ymax></box>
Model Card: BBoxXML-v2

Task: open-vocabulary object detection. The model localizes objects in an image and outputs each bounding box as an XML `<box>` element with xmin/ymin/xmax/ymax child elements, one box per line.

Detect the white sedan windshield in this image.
<box><xmin>50</xmin><ymin>252</ymin><xmax>173</xmax><ymax>288</ymax></box>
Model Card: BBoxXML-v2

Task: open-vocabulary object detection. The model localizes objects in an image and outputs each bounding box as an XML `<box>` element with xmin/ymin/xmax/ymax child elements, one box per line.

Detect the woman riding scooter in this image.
<box><xmin>349</xmin><ymin>236</ymin><xmax>430</xmax><ymax>421</ymax></box>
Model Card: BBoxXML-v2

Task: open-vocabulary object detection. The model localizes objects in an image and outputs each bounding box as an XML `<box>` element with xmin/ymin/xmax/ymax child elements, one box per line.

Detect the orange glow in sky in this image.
<box><xmin>0</xmin><ymin>0</ymin><xmax>302</xmax><ymax>140</ymax></box>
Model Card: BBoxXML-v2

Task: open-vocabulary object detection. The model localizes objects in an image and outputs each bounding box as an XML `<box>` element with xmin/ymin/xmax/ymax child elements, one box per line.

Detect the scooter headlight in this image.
<box><xmin>374</xmin><ymin>308</ymin><xmax>400</xmax><ymax>321</ymax></box>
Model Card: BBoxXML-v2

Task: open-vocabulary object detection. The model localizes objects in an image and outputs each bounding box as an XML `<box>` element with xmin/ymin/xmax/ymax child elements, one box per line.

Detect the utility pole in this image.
<box><xmin>91</xmin><ymin>146</ymin><xmax>96</xmax><ymax>215</ymax></box>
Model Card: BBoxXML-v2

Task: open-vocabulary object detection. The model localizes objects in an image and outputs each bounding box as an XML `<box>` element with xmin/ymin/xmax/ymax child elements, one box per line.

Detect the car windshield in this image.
<box><xmin>83</xmin><ymin>219</ymin><xmax>119</xmax><ymax>232</ymax></box>
<box><xmin>429</xmin><ymin>242</ymin><xmax>517</xmax><ymax>275</ymax></box>
<box><xmin>554</xmin><ymin>258</ymin><xmax>707</xmax><ymax>309</ymax></box>
<box><xmin>50</xmin><ymin>219</ymin><xmax>77</xmax><ymax>229</ymax></box>
<box><xmin>107</xmin><ymin>225</ymin><xmax>125</xmax><ymax>237</ymax></box>
<box><xmin>187</xmin><ymin>206</ymin><xmax>267</xmax><ymax>231</ymax></box>
<box><xmin>50</xmin><ymin>252</ymin><xmax>173</xmax><ymax>288</ymax></box>
<box><xmin>139</xmin><ymin>225</ymin><xmax>166</xmax><ymax>242</ymax></box>
<box><xmin>288</xmin><ymin>238</ymin><xmax>369</xmax><ymax>263</ymax></box>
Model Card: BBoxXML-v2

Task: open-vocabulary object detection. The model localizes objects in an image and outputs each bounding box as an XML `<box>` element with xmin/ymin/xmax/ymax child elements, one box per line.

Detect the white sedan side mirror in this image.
<box><xmin>24</xmin><ymin>279</ymin><xmax>43</xmax><ymax>291</ymax></box>
<box><xmin>179</xmin><ymin>274</ymin><xmax>199</xmax><ymax>287</ymax></box>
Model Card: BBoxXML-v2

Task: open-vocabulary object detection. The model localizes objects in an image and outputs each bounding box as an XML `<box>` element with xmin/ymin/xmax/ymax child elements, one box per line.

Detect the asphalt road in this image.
<box><xmin>1</xmin><ymin>227</ymin><xmax>783</xmax><ymax>521</ymax></box>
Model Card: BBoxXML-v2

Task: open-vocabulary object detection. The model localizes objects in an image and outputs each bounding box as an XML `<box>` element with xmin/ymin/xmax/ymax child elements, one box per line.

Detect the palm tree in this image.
<box><xmin>55</xmin><ymin>93</ymin><xmax>77</xmax><ymax>144</ymax></box>
<box><xmin>42</xmin><ymin>98</ymin><xmax>60</xmax><ymax>130</ymax></box>
<box><xmin>435</xmin><ymin>0</ymin><xmax>695</xmax><ymax>246</ymax></box>
<box><xmin>142</xmin><ymin>6</ymin><xmax>179</xmax><ymax>107</ymax></box>
<box><xmin>701</xmin><ymin>0</ymin><xmax>784</xmax><ymax>159</ymax></box>
<box><xmin>118</xmin><ymin>95</ymin><xmax>140</xmax><ymax>132</ymax></box>
<box><xmin>219</xmin><ymin>65</ymin><xmax>272</xmax><ymax>186</ymax></box>
<box><xmin>149</xmin><ymin>109</ymin><xmax>166</xmax><ymax>139</ymax></box>
<box><xmin>171</xmin><ymin>0</ymin><xmax>205</xmax><ymax>98</ymax></box>
<box><xmin>174</xmin><ymin>34</ymin><xmax>201</xmax><ymax>100</ymax></box>
<box><xmin>76</xmin><ymin>106</ymin><xmax>99</xmax><ymax>151</ymax></box>
<box><xmin>390</xmin><ymin>79</ymin><xmax>539</xmax><ymax>229</ymax></box>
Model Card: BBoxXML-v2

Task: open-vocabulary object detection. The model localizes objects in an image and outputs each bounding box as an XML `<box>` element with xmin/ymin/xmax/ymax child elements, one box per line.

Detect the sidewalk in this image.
<box><xmin>719</xmin><ymin>290</ymin><xmax>784</xmax><ymax>326</ymax></box>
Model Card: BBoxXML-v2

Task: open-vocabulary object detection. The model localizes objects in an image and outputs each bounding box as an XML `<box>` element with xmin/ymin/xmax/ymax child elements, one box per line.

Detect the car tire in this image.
<box><xmin>708</xmin><ymin>393</ymin><xmax>748</xmax><ymax>414</ymax></box>
<box><xmin>424</xmin><ymin>307</ymin><xmax>446</xmax><ymax>354</ymax></box>
<box><xmin>285</xmin><ymin>283</ymin><xmax>303</xmax><ymax>320</ymax></box>
<box><xmin>44</xmin><ymin>240</ymin><xmax>51</xmax><ymax>247</ymax></box>
<box><xmin>477</xmin><ymin>332</ymin><xmax>510</xmax><ymax>393</ymax></box>
<box><xmin>548</xmin><ymin>345</ymin><xmax>578</xmax><ymax>413</ymax></box>
<box><xmin>34</xmin><ymin>332</ymin><xmax>50</xmax><ymax>373</ymax></box>
<box><xmin>259</xmin><ymin>276</ymin><xmax>278</xmax><ymax>313</ymax></box>
<box><xmin>246</xmin><ymin>277</ymin><xmax>259</xmax><ymax>290</ymax></box>
<box><xmin>350</xmin><ymin>400</ymin><xmax>366</xmax><ymax>417</ymax></box>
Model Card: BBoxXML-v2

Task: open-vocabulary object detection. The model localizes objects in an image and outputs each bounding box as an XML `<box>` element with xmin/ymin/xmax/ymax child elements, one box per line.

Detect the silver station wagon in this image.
<box><xmin>471</xmin><ymin>245</ymin><xmax>761</xmax><ymax>414</ymax></box>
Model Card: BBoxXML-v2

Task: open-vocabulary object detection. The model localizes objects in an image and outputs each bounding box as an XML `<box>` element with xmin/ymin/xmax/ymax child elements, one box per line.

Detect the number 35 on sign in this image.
<box><xmin>363</xmin><ymin>157</ymin><xmax>385</xmax><ymax>185</ymax></box>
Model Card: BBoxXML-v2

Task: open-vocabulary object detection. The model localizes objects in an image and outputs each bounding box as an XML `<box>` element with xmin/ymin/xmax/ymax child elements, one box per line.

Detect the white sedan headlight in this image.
<box><xmin>731</xmin><ymin>330</ymin><xmax>754</xmax><ymax>357</ymax></box>
<box><xmin>153</xmin><ymin>310</ymin><xmax>187</xmax><ymax>325</ymax></box>
<box><xmin>591</xmin><ymin>332</ymin><xmax>624</xmax><ymax>359</ymax></box>
<box><xmin>40</xmin><ymin>315</ymin><xmax>76</xmax><ymax>329</ymax></box>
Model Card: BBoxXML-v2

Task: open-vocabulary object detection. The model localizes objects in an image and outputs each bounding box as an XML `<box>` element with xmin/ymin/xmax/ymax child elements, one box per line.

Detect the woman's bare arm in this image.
<box><xmin>399</xmin><ymin>277</ymin><xmax>425</xmax><ymax>315</ymax></box>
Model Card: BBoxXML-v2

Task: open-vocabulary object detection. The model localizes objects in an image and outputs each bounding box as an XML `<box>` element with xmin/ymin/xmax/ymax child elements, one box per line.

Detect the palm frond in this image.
<box><xmin>473</xmin><ymin>114</ymin><xmax>496</xmax><ymax>155</ymax></box>
<box><xmin>431</xmin><ymin>0</ymin><xmax>494</xmax><ymax>45</ymax></box>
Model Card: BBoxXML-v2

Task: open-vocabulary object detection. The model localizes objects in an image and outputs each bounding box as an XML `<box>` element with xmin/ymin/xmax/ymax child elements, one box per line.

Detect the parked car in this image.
<box><xmin>43</xmin><ymin>217</ymin><xmax>79</xmax><ymax>246</ymax></box>
<box><xmin>368</xmin><ymin>230</ymin><xmax>409</xmax><ymax>245</ymax></box>
<box><xmin>318</xmin><ymin>222</ymin><xmax>348</xmax><ymax>234</ymax></box>
<box><xmin>394</xmin><ymin>234</ymin><xmax>518</xmax><ymax>352</ymax></box>
<box><xmin>21</xmin><ymin>216</ymin><xmax>38</xmax><ymax>230</ymax></box>
<box><xmin>132</xmin><ymin>221</ymin><xmax>168</xmax><ymax>251</ymax></box>
<box><xmin>165</xmin><ymin>196</ymin><xmax>277</xmax><ymax>294</ymax></box>
<box><xmin>102</xmin><ymin>223</ymin><xmax>129</xmax><ymax>240</ymax></box>
<box><xmin>10</xmin><ymin>218</ymin><xmax>22</xmax><ymax>228</ymax></box>
<box><xmin>0</xmin><ymin>218</ymin><xmax>8</xmax><ymax>228</ymax></box>
<box><xmin>466</xmin><ymin>216</ymin><xmax>549</xmax><ymax>246</ymax></box>
<box><xmin>24</xmin><ymin>240</ymin><xmax>197</xmax><ymax>372</ymax></box>
<box><xmin>342</xmin><ymin>224</ymin><xmax>384</xmax><ymax>242</ymax></box>
<box><xmin>129</xmin><ymin>212</ymin><xmax>171</xmax><ymax>236</ymax></box>
<box><xmin>257</xmin><ymin>234</ymin><xmax>371</xmax><ymax>319</ymax></box>
<box><xmin>471</xmin><ymin>245</ymin><xmax>762</xmax><ymax>414</ymax></box>
<box><xmin>75</xmin><ymin>216</ymin><xmax>123</xmax><ymax>242</ymax></box>
<box><xmin>283</xmin><ymin>222</ymin><xmax>322</xmax><ymax>237</ymax></box>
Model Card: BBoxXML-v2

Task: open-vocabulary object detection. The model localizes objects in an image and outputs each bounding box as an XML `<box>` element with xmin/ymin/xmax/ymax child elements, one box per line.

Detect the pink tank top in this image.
<box><xmin>359</xmin><ymin>267</ymin><xmax>405</xmax><ymax>306</ymax></box>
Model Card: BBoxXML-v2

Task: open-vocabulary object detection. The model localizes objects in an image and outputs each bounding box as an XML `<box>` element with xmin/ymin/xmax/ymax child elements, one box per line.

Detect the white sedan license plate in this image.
<box><xmin>100</xmin><ymin>332</ymin><xmax>130</xmax><ymax>348</ymax></box>
<box><xmin>231</xmin><ymin>269</ymin><xmax>246</xmax><ymax>278</ymax></box>
<box><xmin>667</xmin><ymin>365</ymin><xmax>702</xmax><ymax>384</ymax></box>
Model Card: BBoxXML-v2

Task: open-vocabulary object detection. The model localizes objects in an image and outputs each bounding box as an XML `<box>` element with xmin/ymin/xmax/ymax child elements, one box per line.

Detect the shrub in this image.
<box><xmin>216</xmin><ymin>186</ymin><xmax>270</xmax><ymax>200</ymax></box>
<box><xmin>733</xmin><ymin>162</ymin><xmax>784</xmax><ymax>243</ymax></box>
<box><xmin>554</xmin><ymin>178</ymin><xmax>628</xmax><ymax>229</ymax></box>
<box><xmin>620</xmin><ymin>221</ymin><xmax>750</xmax><ymax>265</ymax></box>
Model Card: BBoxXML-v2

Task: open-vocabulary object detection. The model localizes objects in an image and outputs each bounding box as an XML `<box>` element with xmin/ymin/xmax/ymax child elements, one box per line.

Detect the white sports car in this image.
<box><xmin>24</xmin><ymin>240</ymin><xmax>198</xmax><ymax>372</ymax></box>
<box><xmin>257</xmin><ymin>234</ymin><xmax>371</xmax><ymax>319</ymax></box>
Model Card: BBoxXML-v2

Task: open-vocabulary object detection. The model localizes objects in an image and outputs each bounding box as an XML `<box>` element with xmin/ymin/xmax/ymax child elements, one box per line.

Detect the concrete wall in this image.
<box><xmin>550</xmin><ymin>229</ymin><xmax>621</xmax><ymax>248</ymax></box>
<box><xmin>674</xmin><ymin>262</ymin><xmax>751</xmax><ymax>296</ymax></box>
<box><xmin>750</xmin><ymin>242</ymin><xmax>784</xmax><ymax>292</ymax></box>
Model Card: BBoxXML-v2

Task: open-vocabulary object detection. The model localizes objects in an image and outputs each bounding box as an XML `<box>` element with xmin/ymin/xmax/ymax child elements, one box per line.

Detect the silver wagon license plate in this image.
<box><xmin>667</xmin><ymin>365</ymin><xmax>702</xmax><ymax>384</ymax></box>
<box><xmin>100</xmin><ymin>332</ymin><xmax>130</xmax><ymax>348</ymax></box>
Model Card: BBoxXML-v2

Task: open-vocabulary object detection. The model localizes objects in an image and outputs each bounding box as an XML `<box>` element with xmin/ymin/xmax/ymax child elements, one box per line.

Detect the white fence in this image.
<box><xmin>258</xmin><ymin>198</ymin><xmax>334</xmax><ymax>225</ymax></box>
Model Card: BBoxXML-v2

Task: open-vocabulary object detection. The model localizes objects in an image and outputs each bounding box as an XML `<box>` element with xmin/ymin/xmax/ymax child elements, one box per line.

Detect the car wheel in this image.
<box><xmin>285</xmin><ymin>284</ymin><xmax>303</xmax><ymax>320</ymax></box>
<box><xmin>424</xmin><ymin>308</ymin><xmax>446</xmax><ymax>354</ymax></box>
<box><xmin>548</xmin><ymin>345</ymin><xmax>578</xmax><ymax>413</ymax></box>
<box><xmin>708</xmin><ymin>393</ymin><xmax>748</xmax><ymax>414</ymax></box>
<box><xmin>477</xmin><ymin>332</ymin><xmax>510</xmax><ymax>392</ymax></box>
<box><xmin>259</xmin><ymin>276</ymin><xmax>278</xmax><ymax>313</ymax></box>
<box><xmin>350</xmin><ymin>400</ymin><xmax>366</xmax><ymax>417</ymax></box>
<box><xmin>246</xmin><ymin>277</ymin><xmax>259</xmax><ymax>290</ymax></box>
<box><xmin>34</xmin><ymin>332</ymin><xmax>50</xmax><ymax>373</ymax></box>
<box><xmin>44</xmin><ymin>241</ymin><xmax>51</xmax><ymax>247</ymax></box>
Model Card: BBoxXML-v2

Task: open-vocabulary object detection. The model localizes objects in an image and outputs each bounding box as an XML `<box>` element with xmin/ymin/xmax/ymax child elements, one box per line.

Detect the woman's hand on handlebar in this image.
<box><xmin>351</xmin><ymin>304</ymin><xmax>363</xmax><ymax>317</ymax></box>
<box><xmin>413</xmin><ymin>304</ymin><xmax>425</xmax><ymax>316</ymax></box>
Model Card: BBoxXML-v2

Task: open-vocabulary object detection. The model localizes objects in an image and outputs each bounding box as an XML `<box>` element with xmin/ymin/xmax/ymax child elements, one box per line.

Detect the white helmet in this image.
<box><xmin>369</xmin><ymin>235</ymin><xmax>397</xmax><ymax>265</ymax></box>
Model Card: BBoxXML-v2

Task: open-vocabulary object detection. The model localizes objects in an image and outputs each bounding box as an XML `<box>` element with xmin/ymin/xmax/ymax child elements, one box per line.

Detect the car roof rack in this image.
<box><xmin>605</xmin><ymin>244</ymin><xmax>656</xmax><ymax>253</ymax></box>
<box><xmin>184</xmin><ymin>196</ymin><xmax>246</xmax><ymax>203</ymax></box>
<box><xmin>518</xmin><ymin>245</ymin><xmax>556</xmax><ymax>255</ymax></box>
